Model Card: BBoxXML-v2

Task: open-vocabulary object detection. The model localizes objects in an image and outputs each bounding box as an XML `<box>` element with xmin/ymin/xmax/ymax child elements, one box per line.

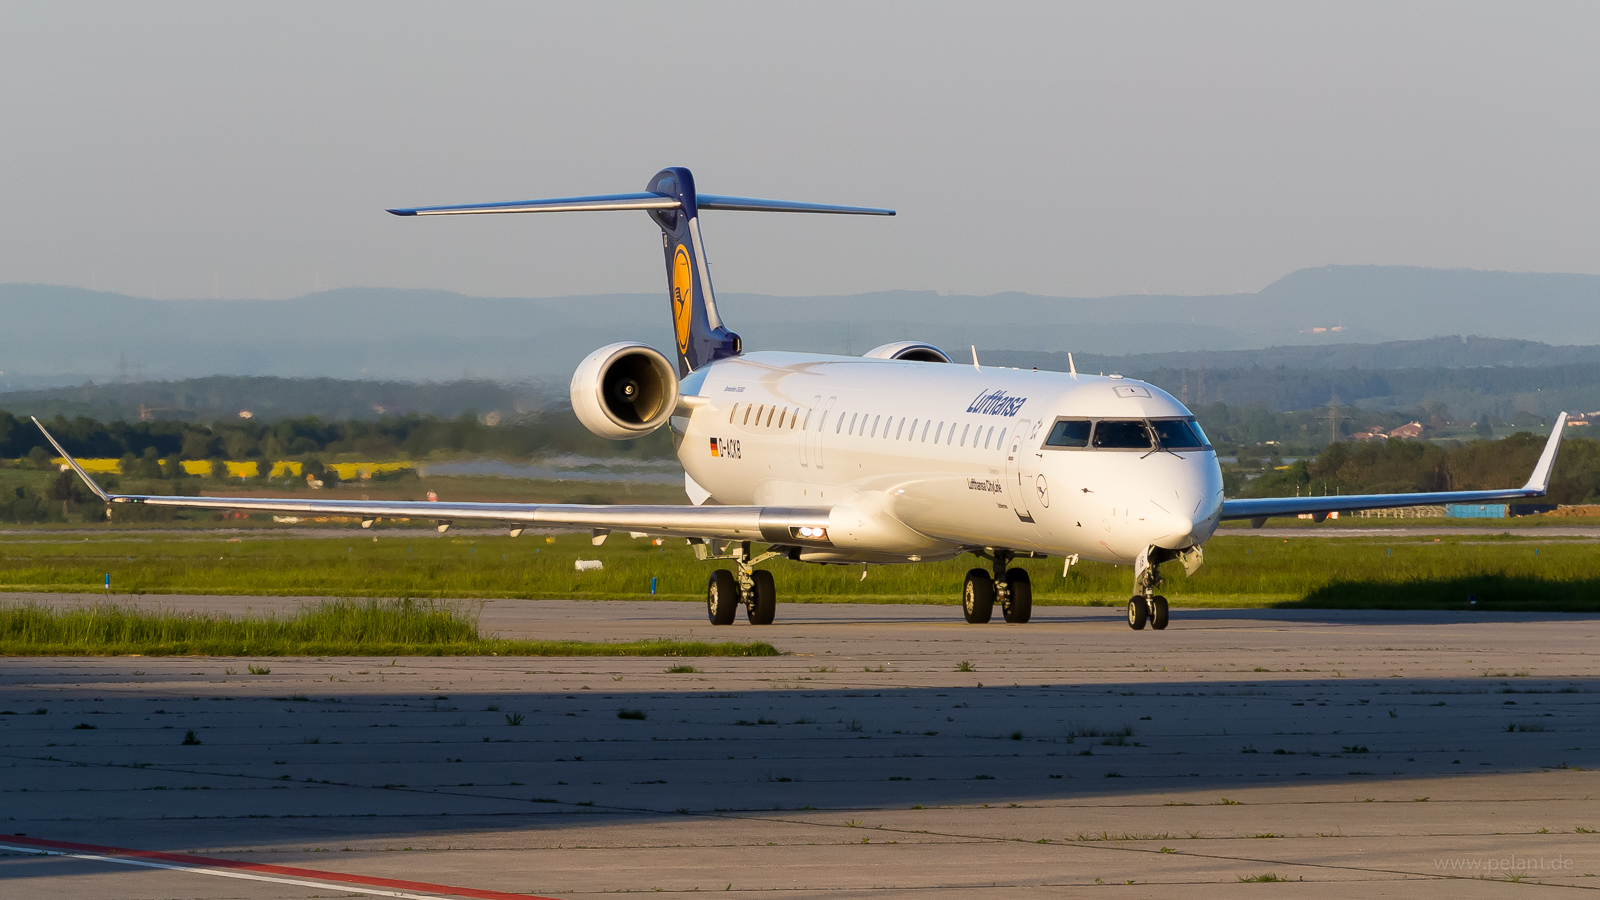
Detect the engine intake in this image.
<box><xmin>570</xmin><ymin>342</ymin><xmax>680</xmax><ymax>440</ymax></box>
<box><xmin>862</xmin><ymin>341</ymin><xmax>952</xmax><ymax>363</ymax></box>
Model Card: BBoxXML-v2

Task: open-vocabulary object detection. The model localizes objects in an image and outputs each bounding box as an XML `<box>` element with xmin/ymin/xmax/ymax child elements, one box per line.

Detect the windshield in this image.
<box><xmin>1091</xmin><ymin>420</ymin><xmax>1153</xmax><ymax>450</ymax></box>
<box><xmin>1045</xmin><ymin>419</ymin><xmax>1091</xmax><ymax>448</ymax></box>
<box><xmin>1150</xmin><ymin>418</ymin><xmax>1207</xmax><ymax>450</ymax></box>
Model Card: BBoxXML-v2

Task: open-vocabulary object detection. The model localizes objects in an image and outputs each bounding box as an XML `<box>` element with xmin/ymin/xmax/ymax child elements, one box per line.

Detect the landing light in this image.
<box><xmin>795</xmin><ymin>526</ymin><xmax>828</xmax><ymax>540</ymax></box>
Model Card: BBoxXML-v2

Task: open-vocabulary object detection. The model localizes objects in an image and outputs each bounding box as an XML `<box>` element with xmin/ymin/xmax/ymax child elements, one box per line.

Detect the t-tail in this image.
<box><xmin>388</xmin><ymin>167</ymin><xmax>893</xmax><ymax>374</ymax></box>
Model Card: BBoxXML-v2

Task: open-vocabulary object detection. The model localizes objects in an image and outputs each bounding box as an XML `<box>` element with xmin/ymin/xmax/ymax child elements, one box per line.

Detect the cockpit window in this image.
<box><xmin>1045</xmin><ymin>419</ymin><xmax>1091</xmax><ymax>448</ymax></box>
<box><xmin>1091</xmin><ymin>420</ymin><xmax>1153</xmax><ymax>450</ymax></box>
<box><xmin>1150</xmin><ymin>418</ymin><xmax>1207</xmax><ymax>450</ymax></box>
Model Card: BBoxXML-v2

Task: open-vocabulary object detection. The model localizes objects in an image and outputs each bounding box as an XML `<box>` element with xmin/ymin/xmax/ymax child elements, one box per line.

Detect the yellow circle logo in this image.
<box><xmin>672</xmin><ymin>244</ymin><xmax>693</xmax><ymax>355</ymax></box>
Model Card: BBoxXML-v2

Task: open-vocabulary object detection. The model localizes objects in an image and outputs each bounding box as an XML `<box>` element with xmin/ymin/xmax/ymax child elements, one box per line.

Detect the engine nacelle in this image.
<box><xmin>569</xmin><ymin>342</ymin><xmax>680</xmax><ymax>440</ymax></box>
<box><xmin>862</xmin><ymin>341</ymin><xmax>952</xmax><ymax>363</ymax></box>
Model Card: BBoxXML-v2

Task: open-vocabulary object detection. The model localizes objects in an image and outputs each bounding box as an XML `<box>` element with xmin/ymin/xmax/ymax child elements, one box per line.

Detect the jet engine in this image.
<box><xmin>862</xmin><ymin>341</ymin><xmax>952</xmax><ymax>363</ymax></box>
<box><xmin>570</xmin><ymin>342</ymin><xmax>680</xmax><ymax>439</ymax></box>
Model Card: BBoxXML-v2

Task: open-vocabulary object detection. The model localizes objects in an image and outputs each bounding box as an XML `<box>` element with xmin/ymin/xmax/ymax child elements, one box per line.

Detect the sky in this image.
<box><xmin>1</xmin><ymin>1</ymin><xmax>1597</xmax><ymax>302</ymax></box>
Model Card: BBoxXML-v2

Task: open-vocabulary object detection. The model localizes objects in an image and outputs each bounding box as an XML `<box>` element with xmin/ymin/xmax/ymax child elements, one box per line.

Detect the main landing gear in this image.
<box><xmin>961</xmin><ymin>549</ymin><xmax>1032</xmax><ymax>624</ymax></box>
<box><xmin>702</xmin><ymin>540</ymin><xmax>778</xmax><ymax>626</ymax></box>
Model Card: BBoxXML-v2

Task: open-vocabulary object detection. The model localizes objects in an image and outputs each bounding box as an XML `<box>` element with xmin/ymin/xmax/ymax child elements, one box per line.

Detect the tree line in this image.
<box><xmin>0</xmin><ymin>409</ymin><xmax>675</xmax><ymax>465</ymax></box>
<box><xmin>1238</xmin><ymin>430</ymin><xmax>1600</xmax><ymax>505</ymax></box>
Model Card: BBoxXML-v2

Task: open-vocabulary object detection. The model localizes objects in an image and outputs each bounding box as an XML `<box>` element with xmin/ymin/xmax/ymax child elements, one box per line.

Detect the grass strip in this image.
<box><xmin>1</xmin><ymin>532</ymin><xmax>1597</xmax><ymax>611</ymax></box>
<box><xmin>0</xmin><ymin>600</ymin><xmax>779</xmax><ymax>658</ymax></box>
<box><xmin>1292</xmin><ymin>575</ymin><xmax>1600</xmax><ymax>612</ymax></box>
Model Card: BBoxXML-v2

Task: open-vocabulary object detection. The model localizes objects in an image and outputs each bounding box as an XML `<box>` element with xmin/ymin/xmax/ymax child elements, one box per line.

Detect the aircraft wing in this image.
<box><xmin>1219</xmin><ymin>413</ymin><xmax>1567</xmax><ymax>523</ymax></box>
<box><xmin>33</xmin><ymin>418</ymin><xmax>831</xmax><ymax>544</ymax></box>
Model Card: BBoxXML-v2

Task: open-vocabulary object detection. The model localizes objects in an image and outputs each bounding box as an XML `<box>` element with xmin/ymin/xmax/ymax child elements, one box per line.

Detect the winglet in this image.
<box><xmin>1520</xmin><ymin>412</ymin><xmax>1567</xmax><ymax>494</ymax></box>
<box><xmin>31</xmin><ymin>417</ymin><xmax>111</xmax><ymax>503</ymax></box>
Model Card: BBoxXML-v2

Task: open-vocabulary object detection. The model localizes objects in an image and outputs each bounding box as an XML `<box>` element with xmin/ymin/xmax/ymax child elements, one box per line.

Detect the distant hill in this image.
<box><xmin>988</xmin><ymin>337</ymin><xmax>1600</xmax><ymax>418</ymax></box>
<box><xmin>4</xmin><ymin>264</ymin><xmax>1599</xmax><ymax>382</ymax></box>
<box><xmin>990</xmin><ymin>335</ymin><xmax>1600</xmax><ymax>374</ymax></box>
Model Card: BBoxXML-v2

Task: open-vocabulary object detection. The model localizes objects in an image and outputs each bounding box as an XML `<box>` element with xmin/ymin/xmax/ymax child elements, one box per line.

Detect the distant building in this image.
<box><xmin>1349</xmin><ymin>431</ymin><xmax>1387</xmax><ymax>442</ymax></box>
<box><xmin>238</xmin><ymin>410</ymin><xmax>253</xmax><ymax>419</ymax></box>
<box><xmin>1388</xmin><ymin>422</ymin><xmax>1424</xmax><ymax>439</ymax></box>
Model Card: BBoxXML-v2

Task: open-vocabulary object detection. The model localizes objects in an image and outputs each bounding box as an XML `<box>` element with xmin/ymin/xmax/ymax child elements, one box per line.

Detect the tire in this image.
<box><xmin>747</xmin><ymin>569</ymin><xmax>776</xmax><ymax>625</ymax></box>
<box><xmin>1002</xmin><ymin>567</ymin><xmax>1032</xmax><ymax>623</ymax></box>
<box><xmin>1149</xmin><ymin>595</ymin><xmax>1169</xmax><ymax>631</ymax></box>
<box><xmin>707</xmin><ymin>569</ymin><xmax>738</xmax><ymax>625</ymax></box>
<box><xmin>1127</xmin><ymin>595</ymin><xmax>1149</xmax><ymax>630</ymax></box>
<box><xmin>963</xmin><ymin>569</ymin><xmax>995</xmax><ymax>624</ymax></box>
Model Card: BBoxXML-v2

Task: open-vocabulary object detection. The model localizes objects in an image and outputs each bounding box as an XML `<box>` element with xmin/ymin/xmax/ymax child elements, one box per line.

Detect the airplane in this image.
<box><xmin>35</xmin><ymin>166</ymin><xmax>1568</xmax><ymax>630</ymax></box>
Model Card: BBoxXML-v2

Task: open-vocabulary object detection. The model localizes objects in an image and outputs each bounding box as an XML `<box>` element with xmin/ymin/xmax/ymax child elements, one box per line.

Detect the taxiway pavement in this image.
<box><xmin>1</xmin><ymin>599</ymin><xmax>1597</xmax><ymax>897</ymax></box>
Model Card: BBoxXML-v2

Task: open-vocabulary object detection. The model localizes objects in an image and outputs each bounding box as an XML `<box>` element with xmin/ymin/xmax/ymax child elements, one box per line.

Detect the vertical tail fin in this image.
<box><xmin>387</xmin><ymin>169</ymin><xmax>894</xmax><ymax>375</ymax></box>
<box><xmin>645</xmin><ymin>168</ymin><xmax>739</xmax><ymax>374</ymax></box>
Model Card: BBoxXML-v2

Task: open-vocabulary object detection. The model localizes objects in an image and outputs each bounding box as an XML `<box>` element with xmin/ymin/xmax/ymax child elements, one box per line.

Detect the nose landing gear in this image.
<box><xmin>1129</xmin><ymin>545</ymin><xmax>1188</xmax><ymax>630</ymax></box>
<box><xmin>960</xmin><ymin>549</ymin><xmax>1033</xmax><ymax>624</ymax></box>
<box><xmin>1126</xmin><ymin>594</ymin><xmax>1168</xmax><ymax>630</ymax></box>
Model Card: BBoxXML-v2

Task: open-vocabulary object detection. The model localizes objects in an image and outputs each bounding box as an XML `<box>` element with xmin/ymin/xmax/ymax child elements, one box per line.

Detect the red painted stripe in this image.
<box><xmin>2</xmin><ymin>833</ymin><xmax>559</xmax><ymax>900</ymax></box>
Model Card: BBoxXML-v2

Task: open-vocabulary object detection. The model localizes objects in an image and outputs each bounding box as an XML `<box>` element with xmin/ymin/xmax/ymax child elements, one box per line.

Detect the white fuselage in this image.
<box><xmin>674</xmin><ymin>352</ymin><xmax>1225</xmax><ymax>566</ymax></box>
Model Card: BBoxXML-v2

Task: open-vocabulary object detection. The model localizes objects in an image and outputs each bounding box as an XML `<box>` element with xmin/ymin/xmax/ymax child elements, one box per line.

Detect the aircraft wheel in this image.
<box><xmin>1127</xmin><ymin>595</ymin><xmax>1149</xmax><ymax>630</ymax></box>
<box><xmin>962</xmin><ymin>568</ymin><xmax>995</xmax><ymax>624</ymax></box>
<box><xmin>1149</xmin><ymin>595</ymin><xmax>1169</xmax><ymax>630</ymax></box>
<box><xmin>707</xmin><ymin>569</ymin><xmax>738</xmax><ymax>625</ymax></box>
<box><xmin>1002</xmin><ymin>568</ymin><xmax>1032</xmax><ymax>623</ymax></box>
<box><xmin>747</xmin><ymin>569</ymin><xmax>777</xmax><ymax>625</ymax></box>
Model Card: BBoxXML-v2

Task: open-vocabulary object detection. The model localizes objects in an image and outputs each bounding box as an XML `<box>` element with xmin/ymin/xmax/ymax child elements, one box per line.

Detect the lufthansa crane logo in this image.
<box><xmin>672</xmin><ymin>244</ymin><xmax>693</xmax><ymax>355</ymax></box>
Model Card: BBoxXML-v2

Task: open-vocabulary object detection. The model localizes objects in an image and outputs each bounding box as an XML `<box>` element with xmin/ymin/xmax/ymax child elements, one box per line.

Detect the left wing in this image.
<box><xmin>34</xmin><ymin>419</ymin><xmax>832</xmax><ymax>545</ymax></box>
<box><xmin>1220</xmin><ymin>413</ymin><xmax>1566</xmax><ymax>525</ymax></box>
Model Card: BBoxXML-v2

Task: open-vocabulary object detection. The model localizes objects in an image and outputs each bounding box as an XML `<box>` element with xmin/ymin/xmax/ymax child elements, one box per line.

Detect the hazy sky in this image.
<box><xmin>1</xmin><ymin>2</ymin><xmax>1597</xmax><ymax>301</ymax></box>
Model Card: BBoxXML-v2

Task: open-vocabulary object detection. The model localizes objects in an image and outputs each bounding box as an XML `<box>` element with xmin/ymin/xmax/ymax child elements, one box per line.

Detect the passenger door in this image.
<box><xmin>1005</xmin><ymin>419</ymin><xmax>1035</xmax><ymax>523</ymax></box>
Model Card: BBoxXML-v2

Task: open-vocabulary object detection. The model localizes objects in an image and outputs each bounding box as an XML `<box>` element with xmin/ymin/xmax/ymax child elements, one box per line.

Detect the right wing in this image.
<box><xmin>1219</xmin><ymin>413</ymin><xmax>1567</xmax><ymax>524</ymax></box>
<box><xmin>35</xmin><ymin>418</ymin><xmax>833</xmax><ymax>546</ymax></box>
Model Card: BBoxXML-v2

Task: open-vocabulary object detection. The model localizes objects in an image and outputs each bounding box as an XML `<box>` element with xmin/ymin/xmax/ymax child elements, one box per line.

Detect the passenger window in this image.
<box><xmin>777</xmin><ymin>408</ymin><xmax>786</xmax><ymax>429</ymax></box>
<box><xmin>1150</xmin><ymin>418</ymin><xmax>1206</xmax><ymax>450</ymax></box>
<box><xmin>766</xmin><ymin>407</ymin><xmax>775</xmax><ymax>428</ymax></box>
<box><xmin>961</xmin><ymin>423</ymin><xmax>970</xmax><ymax>446</ymax></box>
<box><xmin>836</xmin><ymin>412</ymin><xmax>846</xmax><ymax>434</ymax></box>
<box><xmin>984</xmin><ymin>427</ymin><xmax>993</xmax><ymax>449</ymax></box>
<box><xmin>743</xmin><ymin>405</ymin><xmax>753</xmax><ymax>425</ymax></box>
<box><xmin>1093</xmin><ymin>420</ymin><xmax>1154</xmax><ymax>449</ymax></box>
<box><xmin>850</xmin><ymin>412</ymin><xmax>858</xmax><ymax>434</ymax></box>
<box><xmin>895</xmin><ymin>418</ymin><xmax>904</xmax><ymax>439</ymax></box>
<box><xmin>803</xmin><ymin>409</ymin><xmax>811</xmax><ymax>430</ymax></box>
<box><xmin>871</xmin><ymin>415</ymin><xmax>880</xmax><ymax>437</ymax></box>
<box><xmin>998</xmin><ymin>428</ymin><xmax>1007</xmax><ymax>450</ymax></box>
<box><xmin>935</xmin><ymin>422</ymin><xmax>944</xmax><ymax>443</ymax></box>
<box><xmin>1045</xmin><ymin>419</ymin><xmax>1090</xmax><ymax>448</ymax></box>
<box><xmin>729</xmin><ymin>403</ymin><xmax>738</xmax><ymax>424</ymax></box>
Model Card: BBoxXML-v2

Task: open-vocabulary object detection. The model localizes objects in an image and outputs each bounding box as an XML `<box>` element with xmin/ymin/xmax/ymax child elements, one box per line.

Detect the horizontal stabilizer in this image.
<box><xmin>696</xmin><ymin>195</ymin><xmax>893</xmax><ymax>215</ymax></box>
<box><xmin>388</xmin><ymin>193</ymin><xmax>679</xmax><ymax>216</ymax></box>
<box><xmin>389</xmin><ymin>192</ymin><xmax>892</xmax><ymax>217</ymax></box>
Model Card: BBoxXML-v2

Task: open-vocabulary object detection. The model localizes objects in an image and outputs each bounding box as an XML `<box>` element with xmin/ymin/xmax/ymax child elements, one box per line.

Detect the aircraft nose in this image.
<box><xmin>1150</xmin><ymin>498</ymin><xmax>1221</xmax><ymax>550</ymax></box>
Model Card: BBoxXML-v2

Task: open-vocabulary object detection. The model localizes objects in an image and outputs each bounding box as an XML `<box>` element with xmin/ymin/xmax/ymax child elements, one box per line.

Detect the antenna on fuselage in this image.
<box><xmin>970</xmin><ymin>345</ymin><xmax>981</xmax><ymax>372</ymax></box>
<box><xmin>1068</xmin><ymin>352</ymin><xmax>1077</xmax><ymax>378</ymax></box>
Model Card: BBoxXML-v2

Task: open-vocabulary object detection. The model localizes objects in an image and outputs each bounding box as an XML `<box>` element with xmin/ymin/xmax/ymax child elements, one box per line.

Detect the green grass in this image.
<box><xmin>0</xmin><ymin>599</ymin><xmax>780</xmax><ymax>657</ymax></box>
<box><xmin>0</xmin><ymin>530</ymin><xmax>1595</xmax><ymax>611</ymax></box>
